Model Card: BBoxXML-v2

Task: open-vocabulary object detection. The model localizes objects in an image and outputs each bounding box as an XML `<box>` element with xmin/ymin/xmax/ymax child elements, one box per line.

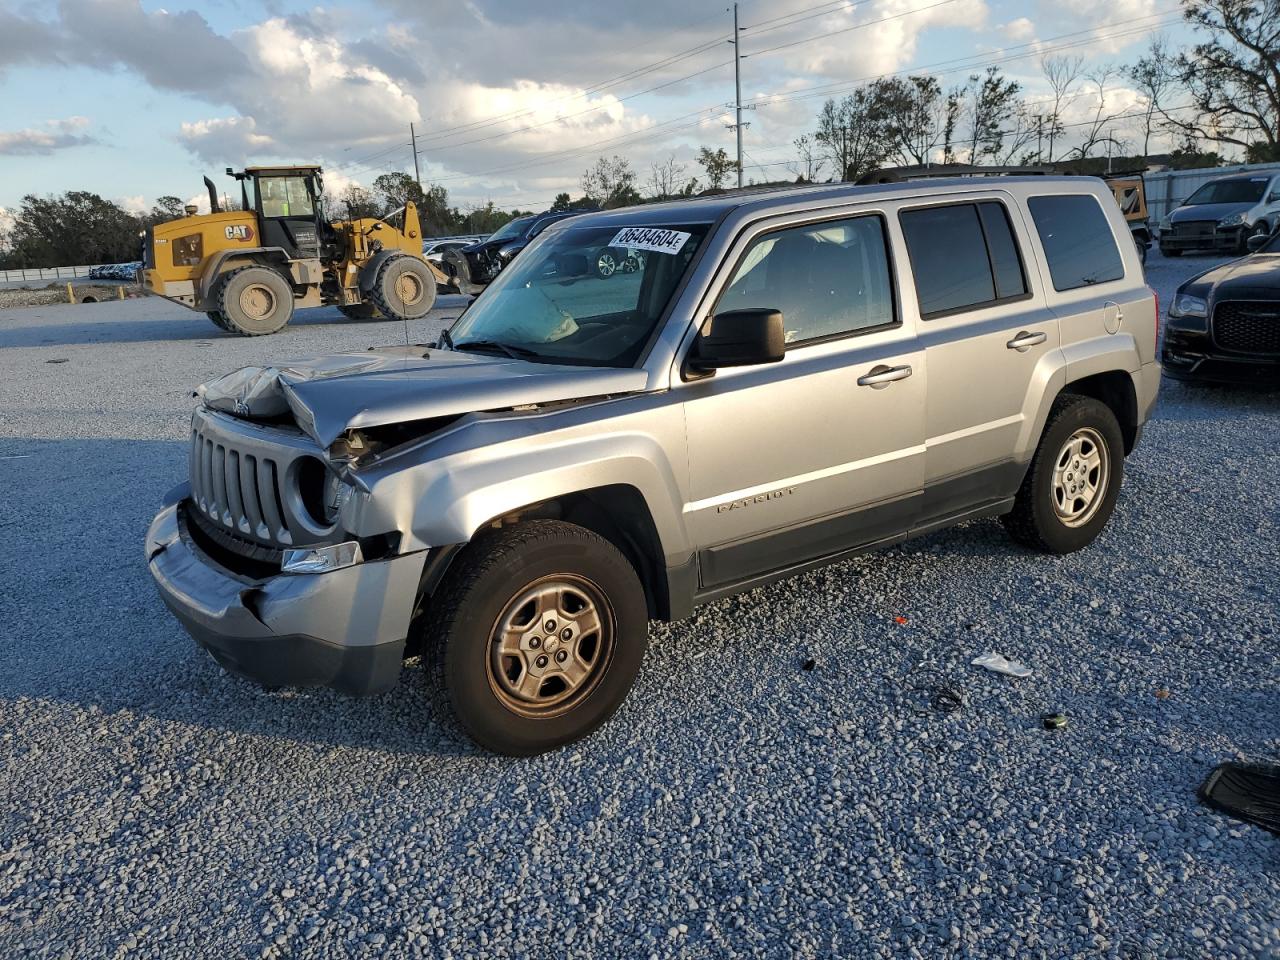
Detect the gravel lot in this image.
<box><xmin>1</xmin><ymin>253</ymin><xmax>1277</xmax><ymax>959</ymax></box>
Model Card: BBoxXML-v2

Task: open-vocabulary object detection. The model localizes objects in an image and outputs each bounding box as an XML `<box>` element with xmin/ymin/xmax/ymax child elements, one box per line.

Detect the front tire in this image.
<box><xmin>427</xmin><ymin>520</ymin><xmax>648</xmax><ymax>756</ymax></box>
<box><xmin>216</xmin><ymin>266</ymin><xmax>294</xmax><ymax>336</ymax></box>
<box><xmin>1002</xmin><ymin>395</ymin><xmax>1125</xmax><ymax>554</ymax></box>
<box><xmin>369</xmin><ymin>255</ymin><xmax>437</xmax><ymax>321</ymax></box>
<box><xmin>206</xmin><ymin>310</ymin><xmax>231</xmax><ymax>331</ymax></box>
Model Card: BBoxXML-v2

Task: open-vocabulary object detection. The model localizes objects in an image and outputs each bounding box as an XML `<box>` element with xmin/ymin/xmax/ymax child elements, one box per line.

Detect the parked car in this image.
<box><xmin>147</xmin><ymin>177</ymin><xmax>1159</xmax><ymax>755</ymax></box>
<box><xmin>422</xmin><ymin>236</ymin><xmax>484</xmax><ymax>266</ymax></box>
<box><xmin>440</xmin><ymin>209</ymin><xmax>595</xmax><ymax>295</ymax></box>
<box><xmin>1162</xmin><ymin>226</ymin><xmax>1280</xmax><ymax>384</ymax></box>
<box><xmin>1158</xmin><ymin>171</ymin><xmax>1280</xmax><ymax>256</ymax></box>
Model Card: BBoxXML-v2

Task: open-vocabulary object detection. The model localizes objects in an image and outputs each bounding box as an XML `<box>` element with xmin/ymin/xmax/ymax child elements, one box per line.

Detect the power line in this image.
<box><xmin>743</xmin><ymin>0</ymin><xmax>963</xmax><ymax>59</ymax></box>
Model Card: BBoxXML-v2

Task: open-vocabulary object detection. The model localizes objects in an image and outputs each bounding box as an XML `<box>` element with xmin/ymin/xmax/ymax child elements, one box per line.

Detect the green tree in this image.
<box><xmin>327</xmin><ymin>185</ymin><xmax>381</xmax><ymax>221</ymax></box>
<box><xmin>550</xmin><ymin>193</ymin><xmax>574</xmax><ymax>212</ymax></box>
<box><xmin>814</xmin><ymin>90</ymin><xmax>888</xmax><ymax>182</ymax></box>
<box><xmin>371</xmin><ymin>171</ymin><xmax>426</xmax><ymax>215</ymax></box>
<box><xmin>1169</xmin><ymin>0</ymin><xmax>1280</xmax><ymax>156</ymax></box>
<box><xmin>580</xmin><ymin>155</ymin><xmax>641</xmax><ymax>209</ymax></box>
<box><xmin>696</xmin><ymin>146</ymin><xmax>738</xmax><ymax>190</ymax></box>
<box><xmin>4</xmin><ymin>191</ymin><xmax>142</xmax><ymax>267</ymax></box>
<box><xmin>148</xmin><ymin>196</ymin><xmax>186</xmax><ymax>224</ymax></box>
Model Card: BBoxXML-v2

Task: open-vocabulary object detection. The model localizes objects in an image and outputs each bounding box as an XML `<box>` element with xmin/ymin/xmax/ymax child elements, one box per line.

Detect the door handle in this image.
<box><xmin>857</xmin><ymin>364</ymin><xmax>913</xmax><ymax>388</ymax></box>
<box><xmin>1006</xmin><ymin>331</ymin><xmax>1047</xmax><ymax>352</ymax></box>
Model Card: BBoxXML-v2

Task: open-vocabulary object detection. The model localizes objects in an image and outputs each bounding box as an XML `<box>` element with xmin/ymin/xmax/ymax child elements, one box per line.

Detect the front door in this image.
<box><xmin>680</xmin><ymin>212</ymin><xmax>925</xmax><ymax>591</ymax></box>
<box><xmin>256</xmin><ymin>174</ymin><xmax>320</xmax><ymax>259</ymax></box>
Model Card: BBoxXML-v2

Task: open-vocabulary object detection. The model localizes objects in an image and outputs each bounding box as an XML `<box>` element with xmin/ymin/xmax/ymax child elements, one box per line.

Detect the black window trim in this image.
<box><xmin>1026</xmin><ymin>192</ymin><xmax>1128</xmax><ymax>293</ymax></box>
<box><xmin>706</xmin><ymin>209</ymin><xmax>903</xmax><ymax>353</ymax></box>
<box><xmin>898</xmin><ymin>198</ymin><xmax>1033</xmax><ymax>322</ymax></box>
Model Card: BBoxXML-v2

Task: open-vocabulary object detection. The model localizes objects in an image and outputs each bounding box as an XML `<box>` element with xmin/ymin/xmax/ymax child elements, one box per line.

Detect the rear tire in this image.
<box><xmin>426</xmin><ymin>520</ymin><xmax>648</xmax><ymax>756</ymax></box>
<box><xmin>369</xmin><ymin>255</ymin><xmax>437</xmax><ymax>321</ymax></box>
<box><xmin>1002</xmin><ymin>394</ymin><xmax>1125</xmax><ymax>554</ymax></box>
<box><xmin>216</xmin><ymin>266</ymin><xmax>294</xmax><ymax>336</ymax></box>
<box><xmin>206</xmin><ymin>310</ymin><xmax>231</xmax><ymax>331</ymax></box>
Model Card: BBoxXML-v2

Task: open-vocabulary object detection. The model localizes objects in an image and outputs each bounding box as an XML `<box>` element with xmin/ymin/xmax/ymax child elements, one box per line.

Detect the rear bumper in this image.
<box><xmin>146</xmin><ymin>503</ymin><xmax>426</xmax><ymax>694</ymax></box>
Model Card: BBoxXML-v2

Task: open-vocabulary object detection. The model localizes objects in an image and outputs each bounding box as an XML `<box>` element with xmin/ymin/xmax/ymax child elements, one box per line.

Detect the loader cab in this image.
<box><xmin>229</xmin><ymin>165</ymin><xmax>323</xmax><ymax>260</ymax></box>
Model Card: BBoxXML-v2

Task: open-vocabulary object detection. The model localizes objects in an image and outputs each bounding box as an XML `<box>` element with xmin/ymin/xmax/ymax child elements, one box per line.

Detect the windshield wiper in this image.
<box><xmin>453</xmin><ymin>339</ymin><xmax>544</xmax><ymax>361</ymax></box>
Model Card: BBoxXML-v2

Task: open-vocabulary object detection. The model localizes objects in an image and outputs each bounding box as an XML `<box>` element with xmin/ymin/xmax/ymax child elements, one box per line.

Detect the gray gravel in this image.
<box><xmin>1</xmin><ymin>255</ymin><xmax>1277</xmax><ymax>959</ymax></box>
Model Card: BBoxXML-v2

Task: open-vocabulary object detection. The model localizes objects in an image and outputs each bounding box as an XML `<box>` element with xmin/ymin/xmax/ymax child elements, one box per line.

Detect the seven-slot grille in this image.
<box><xmin>190</xmin><ymin>426</ymin><xmax>291</xmax><ymax>545</ymax></box>
<box><xmin>1213</xmin><ymin>301</ymin><xmax>1280</xmax><ymax>355</ymax></box>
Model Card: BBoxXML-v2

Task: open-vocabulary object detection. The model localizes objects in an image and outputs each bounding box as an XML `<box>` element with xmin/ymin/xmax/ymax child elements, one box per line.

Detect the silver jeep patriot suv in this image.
<box><xmin>147</xmin><ymin>177</ymin><xmax>1160</xmax><ymax>754</ymax></box>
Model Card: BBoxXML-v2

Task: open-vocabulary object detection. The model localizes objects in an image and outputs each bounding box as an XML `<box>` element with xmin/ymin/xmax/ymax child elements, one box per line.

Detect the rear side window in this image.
<box><xmin>900</xmin><ymin>202</ymin><xmax>1028</xmax><ymax>318</ymax></box>
<box><xmin>1027</xmin><ymin>195</ymin><xmax>1125</xmax><ymax>291</ymax></box>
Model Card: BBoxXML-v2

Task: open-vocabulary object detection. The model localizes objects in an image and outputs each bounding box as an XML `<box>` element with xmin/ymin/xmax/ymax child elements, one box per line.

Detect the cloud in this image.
<box><xmin>0</xmin><ymin>117</ymin><xmax>97</xmax><ymax>156</ymax></box>
<box><xmin>1000</xmin><ymin>17</ymin><xmax>1036</xmax><ymax>42</ymax></box>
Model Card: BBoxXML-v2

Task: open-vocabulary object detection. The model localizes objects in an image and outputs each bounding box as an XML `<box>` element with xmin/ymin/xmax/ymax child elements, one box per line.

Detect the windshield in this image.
<box><xmin>1184</xmin><ymin>178</ymin><xmax>1269</xmax><ymax>206</ymax></box>
<box><xmin>449</xmin><ymin>222</ymin><xmax>710</xmax><ymax>367</ymax></box>
<box><xmin>487</xmin><ymin>216</ymin><xmax>536</xmax><ymax>243</ymax></box>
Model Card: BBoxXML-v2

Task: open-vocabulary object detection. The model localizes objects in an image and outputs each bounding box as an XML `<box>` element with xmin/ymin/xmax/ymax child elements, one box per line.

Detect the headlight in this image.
<box><xmin>1159</xmin><ymin>217</ymin><xmax>1172</xmax><ymax>232</ymax></box>
<box><xmin>1171</xmin><ymin>294</ymin><xmax>1208</xmax><ymax>317</ymax></box>
<box><xmin>1218</xmin><ymin>212</ymin><xmax>1247</xmax><ymax>227</ymax></box>
<box><xmin>282</xmin><ymin>541</ymin><xmax>363</xmax><ymax>574</ymax></box>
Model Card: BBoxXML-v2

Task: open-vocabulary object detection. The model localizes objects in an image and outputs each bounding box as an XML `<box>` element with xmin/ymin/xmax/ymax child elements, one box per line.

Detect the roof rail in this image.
<box><xmin>855</xmin><ymin>164</ymin><xmax>1055</xmax><ymax>185</ymax></box>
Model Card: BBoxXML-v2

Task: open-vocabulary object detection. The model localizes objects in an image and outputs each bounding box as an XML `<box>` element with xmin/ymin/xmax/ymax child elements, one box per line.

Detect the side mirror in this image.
<box><xmin>1246</xmin><ymin>233</ymin><xmax>1270</xmax><ymax>253</ymax></box>
<box><xmin>689</xmin><ymin>309</ymin><xmax>786</xmax><ymax>371</ymax></box>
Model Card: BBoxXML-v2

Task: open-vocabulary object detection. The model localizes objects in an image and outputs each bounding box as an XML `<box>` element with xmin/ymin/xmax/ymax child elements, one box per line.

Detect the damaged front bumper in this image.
<box><xmin>146</xmin><ymin>500</ymin><xmax>426</xmax><ymax>695</ymax></box>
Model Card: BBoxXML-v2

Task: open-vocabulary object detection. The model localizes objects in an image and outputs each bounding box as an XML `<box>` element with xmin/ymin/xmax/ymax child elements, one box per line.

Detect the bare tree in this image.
<box><xmin>1167</xmin><ymin>0</ymin><xmax>1280</xmax><ymax>159</ymax></box>
<box><xmin>1071</xmin><ymin>66</ymin><xmax>1126</xmax><ymax>160</ymax></box>
<box><xmin>1129</xmin><ymin>35</ymin><xmax>1180</xmax><ymax>157</ymax></box>
<box><xmin>788</xmin><ymin>134</ymin><xmax>826</xmax><ymax>182</ymax></box>
<box><xmin>994</xmin><ymin>104</ymin><xmax>1040</xmax><ymax>165</ymax></box>
<box><xmin>646</xmin><ymin>155</ymin><xmax>687</xmax><ymax>199</ymax></box>
<box><xmin>1041</xmin><ymin>54</ymin><xmax>1085</xmax><ymax>161</ymax></box>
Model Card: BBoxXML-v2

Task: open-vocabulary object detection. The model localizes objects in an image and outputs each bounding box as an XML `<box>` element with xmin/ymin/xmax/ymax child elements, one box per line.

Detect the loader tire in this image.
<box><xmin>216</xmin><ymin>266</ymin><xmax>294</xmax><ymax>336</ymax></box>
<box><xmin>370</xmin><ymin>255</ymin><xmax>436</xmax><ymax>321</ymax></box>
<box><xmin>206</xmin><ymin>310</ymin><xmax>231</xmax><ymax>332</ymax></box>
<box><xmin>338</xmin><ymin>302</ymin><xmax>383</xmax><ymax>321</ymax></box>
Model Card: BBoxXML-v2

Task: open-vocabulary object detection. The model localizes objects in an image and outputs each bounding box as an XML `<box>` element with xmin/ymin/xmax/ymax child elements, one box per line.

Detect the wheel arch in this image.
<box><xmin>1058</xmin><ymin>369</ymin><xmax>1139</xmax><ymax>454</ymax></box>
<box><xmin>197</xmin><ymin>247</ymin><xmax>293</xmax><ymax>306</ymax></box>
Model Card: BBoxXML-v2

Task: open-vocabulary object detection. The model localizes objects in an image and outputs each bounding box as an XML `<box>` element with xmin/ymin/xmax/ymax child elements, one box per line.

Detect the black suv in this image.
<box><xmin>442</xmin><ymin>208</ymin><xmax>595</xmax><ymax>295</ymax></box>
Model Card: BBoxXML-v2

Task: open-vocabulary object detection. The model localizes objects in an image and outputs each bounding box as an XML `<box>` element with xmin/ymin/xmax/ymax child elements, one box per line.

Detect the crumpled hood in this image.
<box><xmin>1170</xmin><ymin>201</ymin><xmax>1254</xmax><ymax>224</ymax></box>
<box><xmin>197</xmin><ymin>345</ymin><xmax>650</xmax><ymax>448</ymax></box>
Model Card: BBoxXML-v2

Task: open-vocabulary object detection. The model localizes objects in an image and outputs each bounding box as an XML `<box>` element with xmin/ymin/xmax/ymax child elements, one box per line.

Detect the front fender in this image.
<box><xmin>358</xmin><ymin>249</ymin><xmax>403</xmax><ymax>294</ymax></box>
<box><xmin>351</xmin><ymin>427</ymin><xmax>691</xmax><ymax>564</ymax></box>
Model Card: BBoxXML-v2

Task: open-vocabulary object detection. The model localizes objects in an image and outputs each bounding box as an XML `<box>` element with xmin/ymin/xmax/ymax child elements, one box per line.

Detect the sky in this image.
<box><xmin>0</xmin><ymin>0</ymin><xmax>1200</xmax><ymax>222</ymax></box>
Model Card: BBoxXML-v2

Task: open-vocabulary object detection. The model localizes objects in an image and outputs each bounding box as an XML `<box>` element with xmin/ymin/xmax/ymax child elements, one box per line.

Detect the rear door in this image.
<box><xmin>896</xmin><ymin>193</ymin><xmax>1061</xmax><ymax>519</ymax></box>
<box><xmin>679</xmin><ymin>209</ymin><xmax>926</xmax><ymax>591</ymax></box>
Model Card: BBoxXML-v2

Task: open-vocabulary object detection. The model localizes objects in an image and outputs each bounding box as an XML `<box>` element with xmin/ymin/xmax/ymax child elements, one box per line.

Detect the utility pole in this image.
<box><xmin>730</xmin><ymin>3</ymin><xmax>745</xmax><ymax>188</ymax></box>
<box><xmin>410</xmin><ymin>122</ymin><xmax>422</xmax><ymax>188</ymax></box>
<box><xmin>1035</xmin><ymin>116</ymin><xmax>1044</xmax><ymax>165</ymax></box>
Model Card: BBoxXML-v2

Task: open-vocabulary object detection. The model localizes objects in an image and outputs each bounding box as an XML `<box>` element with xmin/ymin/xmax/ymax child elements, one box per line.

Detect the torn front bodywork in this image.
<box><xmin>146</xmin><ymin>501</ymin><xmax>427</xmax><ymax>694</ymax></box>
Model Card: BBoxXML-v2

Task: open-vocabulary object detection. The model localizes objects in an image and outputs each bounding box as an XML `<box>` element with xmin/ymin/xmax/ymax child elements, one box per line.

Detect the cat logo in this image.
<box><xmin>224</xmin><ymin>225</ymin><xmax>254</xmax><ymax>242</ymax></box>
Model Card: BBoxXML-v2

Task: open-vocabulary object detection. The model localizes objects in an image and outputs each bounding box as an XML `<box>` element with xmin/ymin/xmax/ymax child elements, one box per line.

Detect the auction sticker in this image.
<box><xmin>609</xmin><ymin>227</ymin><xmax>691</xmax><ymax>255</ymax></box>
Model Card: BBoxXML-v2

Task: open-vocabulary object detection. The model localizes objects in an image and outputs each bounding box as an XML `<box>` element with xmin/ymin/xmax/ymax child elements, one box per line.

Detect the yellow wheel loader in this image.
<box><xmin>139</xmin><ymin>165</ymin><xmax>449</xmax><ymax>336</ymax></box>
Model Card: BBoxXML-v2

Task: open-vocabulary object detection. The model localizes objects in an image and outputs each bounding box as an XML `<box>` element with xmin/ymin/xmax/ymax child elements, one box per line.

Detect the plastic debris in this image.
<box><xmin>802</xmin><ymin>658</ymin><xmax>816</xmax><ymax>672</ymax></box>
<box><xmin>894</xmin><ymin>616</ymin><xmax>909</xmax><ymax>626</ymax></box>
<box><xmin>1199</xmin><ymin>763</ymin><xmax>1280</xmax><ymax>836</ymax></box>
<box><xmin>971</xmin><ymin>652</ymin><xmax>1034</xmax><ymax>678</ymax></box>
<box><xmin>913</xmin><ymin>685</ymin><xmax>964</xmax><ymax>715</ymax></box>
<box><xmin>1041</xmin><ymin>712</ymin><xmax>1068</xmax><ymax>730</ymax></box>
